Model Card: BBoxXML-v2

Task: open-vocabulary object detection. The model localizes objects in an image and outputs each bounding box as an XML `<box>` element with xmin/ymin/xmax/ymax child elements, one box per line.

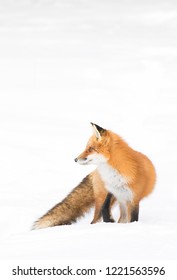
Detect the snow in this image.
<box><xmin>0</xmin><ymin>0</ymin><xmax>177</xmax><ymax>265</ymax></box>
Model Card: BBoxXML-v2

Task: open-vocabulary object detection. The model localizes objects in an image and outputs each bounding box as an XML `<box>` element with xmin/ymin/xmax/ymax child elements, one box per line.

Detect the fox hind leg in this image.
<box><xmin>91</xmin><ymin>196</ymin><xmax>106</xmax><ymax>224</ymax></box>
<box><xmin>130</xmin><ymin>204</ymin><xmax>139</xmax><ymax>222</ymax></box>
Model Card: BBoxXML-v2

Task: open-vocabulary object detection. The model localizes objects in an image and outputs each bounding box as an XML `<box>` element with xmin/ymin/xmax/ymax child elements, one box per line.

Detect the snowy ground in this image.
<box><xmin>0</xmin><ymin>0</ymin><xmax>177</xmax><ymax>265</ymax></box>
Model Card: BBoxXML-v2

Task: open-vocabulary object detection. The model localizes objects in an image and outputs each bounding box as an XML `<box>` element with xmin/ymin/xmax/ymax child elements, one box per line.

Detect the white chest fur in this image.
<box><xmin>97</xmin><ymin>163</ymin><xmax>133</xmax><ymax>203</ymax></box>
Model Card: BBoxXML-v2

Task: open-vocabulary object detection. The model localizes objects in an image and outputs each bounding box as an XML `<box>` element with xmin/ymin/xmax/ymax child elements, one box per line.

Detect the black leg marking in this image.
<box><xmin>101</xmin><ymin>193</ymin><xmax>114</xmax><ymax>223</ymax></box>
<box><xmin>130</xmin><ymin>204</ymin><xmax>139</xmax><ymax>222</ymax></box>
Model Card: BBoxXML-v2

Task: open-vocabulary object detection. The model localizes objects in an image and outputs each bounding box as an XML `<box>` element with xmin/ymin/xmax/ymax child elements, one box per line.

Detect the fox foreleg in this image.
<box><xmin>101</xmin><ymin>193</ymin><xmax>115</xmax><ymax>223</ymax></box>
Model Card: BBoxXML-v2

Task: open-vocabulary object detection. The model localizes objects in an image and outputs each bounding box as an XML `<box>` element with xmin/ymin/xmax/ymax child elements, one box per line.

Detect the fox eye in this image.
<box><xmin>88</xmin><ymin>147</ymin><xmax>94</xmax><ymax>152</ymax></box>
<box><xmin>88</xmin><ymin>146</ymin><xmax>98</xmax><ymax>153</ymax></box>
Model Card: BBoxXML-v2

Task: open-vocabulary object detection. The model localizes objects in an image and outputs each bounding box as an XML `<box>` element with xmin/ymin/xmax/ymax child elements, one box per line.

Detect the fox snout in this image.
<box><xmin>74</xmin><ymin>157</ymin><xmax>88</xmax><ymax>163</ymax></box>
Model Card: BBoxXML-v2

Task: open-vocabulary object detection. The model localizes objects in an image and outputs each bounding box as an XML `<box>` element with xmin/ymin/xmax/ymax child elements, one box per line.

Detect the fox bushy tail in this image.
<box><xmin>32</xmin><ymin>174</ymin><xmax>94</xmax><ymax>230</ymax></box>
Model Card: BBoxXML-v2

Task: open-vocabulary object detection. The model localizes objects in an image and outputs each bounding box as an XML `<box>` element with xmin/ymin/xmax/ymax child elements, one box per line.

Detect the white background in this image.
<box><xmin>0</xmin><ymin>0</ymin><xmax>177</xmax><ymax>262</ymax></box>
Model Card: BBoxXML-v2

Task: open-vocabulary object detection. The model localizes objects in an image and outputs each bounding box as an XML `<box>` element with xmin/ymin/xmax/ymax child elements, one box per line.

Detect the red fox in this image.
<box><xmin>33</xmin><ymin>123</ymin><xmax>156</xmax><ymax>229</ymax></box>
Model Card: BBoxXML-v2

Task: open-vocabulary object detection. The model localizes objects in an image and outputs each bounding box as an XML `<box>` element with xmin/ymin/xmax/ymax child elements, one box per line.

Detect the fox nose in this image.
<box><xmin>74</xmin><ymin>158</ymin><xmax>78</xmax><ymax>162</ymax></box>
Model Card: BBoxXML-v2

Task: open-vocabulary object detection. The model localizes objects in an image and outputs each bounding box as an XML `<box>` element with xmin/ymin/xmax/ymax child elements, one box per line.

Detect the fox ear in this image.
<box><xmin>90</xmin><ymin>123</ymin><xmax>106</xmax><ymax>140</ymax></box>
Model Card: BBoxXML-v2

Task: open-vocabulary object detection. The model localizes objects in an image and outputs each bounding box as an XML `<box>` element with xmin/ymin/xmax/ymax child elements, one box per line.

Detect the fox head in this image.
<box><xmin>74</xmin><ymin>123</ymin><xmax>111</xmax><ymax>166</ymax></box>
